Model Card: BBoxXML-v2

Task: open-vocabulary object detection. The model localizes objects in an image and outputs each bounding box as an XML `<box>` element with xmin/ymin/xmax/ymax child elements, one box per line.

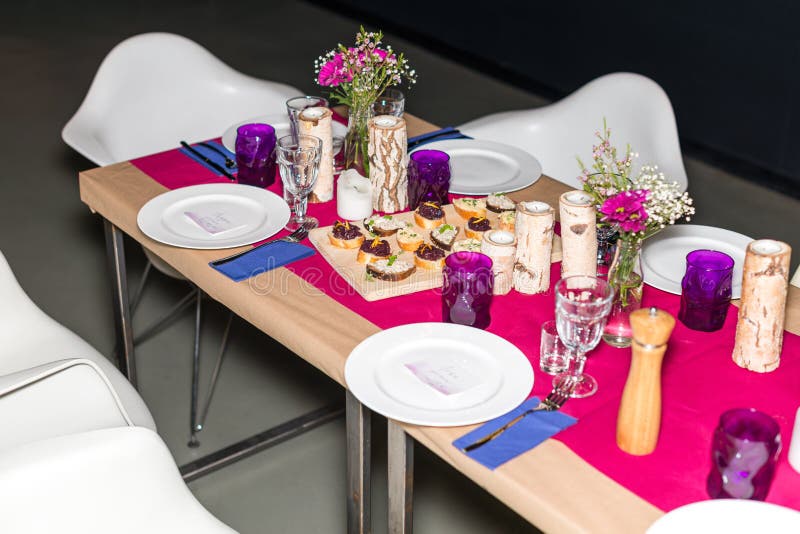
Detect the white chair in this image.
<box><xmin>0</xmin><ymin>250</ymin><xmax>155</xmax><ymax>432</ymax></box>
<box><xmin>458</xmin><ymin>72</ymin><xmax>688</xmax><ymax>191</ymax></box>
<box><xmin>0</xmin><ymin>426</ymin><xmax>237</xmax><ymax>533</ymax></box>
<box><xmin>62</xmin><ymin>32</ymin><xmax>303</xmax><ymax>446</ymax></box>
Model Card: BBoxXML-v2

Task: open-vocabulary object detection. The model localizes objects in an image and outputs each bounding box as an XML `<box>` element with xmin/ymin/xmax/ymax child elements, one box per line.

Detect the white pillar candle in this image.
<box><xmin>337</xmin><ymin>169</ymin><xmax>374</xmax><ymax>221</ymax></box>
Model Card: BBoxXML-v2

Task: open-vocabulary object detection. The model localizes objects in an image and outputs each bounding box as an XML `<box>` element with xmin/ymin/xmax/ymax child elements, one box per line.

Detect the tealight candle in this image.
<box><xmin>337</xmin><ymin>169</ymin><xmax>373</xmax><ymax>221</ymax></box>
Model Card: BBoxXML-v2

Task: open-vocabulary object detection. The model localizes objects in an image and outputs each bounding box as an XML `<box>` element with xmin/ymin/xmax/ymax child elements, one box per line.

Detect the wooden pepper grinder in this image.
<box><xmin>616</xmin><ymin>307</ymin><xmax>676</xmax><ymax>455</ymax></box>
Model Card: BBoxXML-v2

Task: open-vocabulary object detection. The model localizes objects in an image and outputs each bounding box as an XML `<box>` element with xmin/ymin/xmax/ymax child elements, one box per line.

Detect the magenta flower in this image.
<box><xmin>600</xmin><ymin>189</ymin><xmax>649</xmax><ymax>233</ymax></box>
<box><xmin>317</xmin><ymin>53</ymin><xmax>353</xmax><ymax>86</ymax></box>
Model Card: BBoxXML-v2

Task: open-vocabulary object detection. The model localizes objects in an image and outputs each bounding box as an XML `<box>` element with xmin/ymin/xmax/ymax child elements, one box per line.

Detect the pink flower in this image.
<box><xmin>317</xmin><ymin>53</ymin><xmax>353</xmax><ymax>86</ymax></box>
<box><xmin>600</xmin><ymin>189</ymin><xmax>649</xmax><ymax>233</ymax></box>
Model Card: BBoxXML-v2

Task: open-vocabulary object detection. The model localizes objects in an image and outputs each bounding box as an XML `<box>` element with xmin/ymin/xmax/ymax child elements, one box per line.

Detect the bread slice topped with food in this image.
<box><xmin>414</xmin><ymin>201</ymin><xmax>446</xmax><ymax>229</ymax></box>
<box><xmin>363</xmin><ymin>214</ymin><xmax>408</xmax><ymax>237</ymax></box>
<box><xmin>486</xmin><ymin>192</ymin><xmax>516</xmax><ymax>213</ymax></box>
<box><xmin>397</xmin><ymin>227</ymin><xmax>424</xmax><ymax>252</ymax></box>
<box><xmin>430</xmin><ymin>223</ymin><xmax>460</xmax><ymax>251</ymax></box>
<box><xmin>453</xmin><ymin>197</ymin><xmax>487</xmax><ymax>219</ymax></box>
<box><xmin>366</xmin><ymin>254</ymin><xmax>416</xmax><ymax>281</ymax></box>
<box><xmin>414</xmin><ymin>243</ymin><xmax>446</xmax><ymax>270</ymax></box>
<box><xmin>465</xmin><ymin>216</ymin><xmax>492</xmax><ymax>239</ymax></box>
<box><xmin>357</xmin><ymin>237</ymin><xmax>392</xmax><ymax>264</ymax></box>
<box><xmin>328</xmin><ymin>220</ymin><xmax>365</xmax><ymax>249</ymax></box>
<box><xmin>452</xmin><ymin>238</ymin><xmax>482</xmax><ymax>252</ymax></box>
<box><xmin>498</xmin><ymin>210</ymin><xmax>515</xmax><ymax>232</ymax></box>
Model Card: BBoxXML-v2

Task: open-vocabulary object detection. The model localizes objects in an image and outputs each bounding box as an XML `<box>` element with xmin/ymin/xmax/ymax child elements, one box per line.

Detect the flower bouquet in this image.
<box><xmin>578</xmin><ymin>120</ymin><xmax>695</xmax><ymax>347</ymax></box>
<box><xmin>315</xmin><ymin>26</ymin><xmax>417</xmax><ymax>175</ymax></box>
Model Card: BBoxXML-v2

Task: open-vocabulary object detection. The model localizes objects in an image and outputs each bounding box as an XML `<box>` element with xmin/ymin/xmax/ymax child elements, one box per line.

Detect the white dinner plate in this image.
<box><xmin>221</xmin><ymin>113</ymin><xmax>348</xmax><ymax>153</ymax></box>
<box><xmin>344</xmin><ymin>323</ymin><xmax>534</xmax><ymax>427</ymax></box>
<box><xmin>646</xmin><ymin>500</ymin><xmax>800</xmax><ymax>533</ymax></box>
<box><xmin>410</xmin><ymin>139</ymin><xmax>542</xmax><ymax>195</ymax></box>
<box><xmin>641</xmin><ymin>224</ymin><xmax>753</xmax><ymax>299</ymax></box>
<box><xmin>137</xmin><ymin>183</ymin><xmax>290</xmax><ymax>249</ymax></box>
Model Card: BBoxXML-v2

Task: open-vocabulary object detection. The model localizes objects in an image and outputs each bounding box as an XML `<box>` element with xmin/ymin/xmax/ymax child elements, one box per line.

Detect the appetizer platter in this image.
<box><xmin>308</xmin><ymin>194</ymin><xmax>563</xmax><ymax>302</ymax></box>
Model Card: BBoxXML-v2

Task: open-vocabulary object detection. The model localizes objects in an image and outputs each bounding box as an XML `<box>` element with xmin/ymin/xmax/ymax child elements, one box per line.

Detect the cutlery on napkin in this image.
<box><xmin>407</xmin><ymin>127</ymin><xmax>471</xmax><ymax>149</ymax></box>
<box><xmin>179</xmin><ymin>140</ymin><xmax>237</xmax><ymax>180</ymax></box>
<box><xmin>210</xmin><ymin>240</ymin><xmax>315</xmax><ymax>282</ymax></box>
<box><xmin>453</xmin><ymin>396</ymin><xmax>577</xmax><ymax>469</ymax></box>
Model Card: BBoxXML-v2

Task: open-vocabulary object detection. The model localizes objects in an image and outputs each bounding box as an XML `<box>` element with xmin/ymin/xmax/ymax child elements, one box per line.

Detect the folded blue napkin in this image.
<box><xmin>407</xmin><ymin>127</ymin><xmax>472</xmax><ymax>148</ymax></box>
<box><xmin>453</xmin><ymin>397</ymin><xmax>577</xmax><ymax>469</ymax></box>
<box><xmin>210</xmin><ymin>240</ymin><xmax>316</xmax><ymax>282</ymax></box>
<box><xmin>179</xmin><ymin>141</ymin><xmax>237</xmax><ymax>175</ymax></box>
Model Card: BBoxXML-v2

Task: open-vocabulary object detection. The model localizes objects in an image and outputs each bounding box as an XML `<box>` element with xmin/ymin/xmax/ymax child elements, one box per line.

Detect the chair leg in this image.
<box><xmin>129</xmin><ymin>260</ymin><xmax>152</xmax><ymax>315</ymax></box>
<box><xmin>188</xmin><ymin>288</ymin><xmax>203</xmax><ymax>448</ymax></box>
<box><xmin>132</xmin><ymin>288</ymin><xmax>197</xmax><ymax>346</ymax></box>
<box><xmin>196</xmin><ymin>311</ymin><xmax>234</xmax><ymax>432</ymax></box>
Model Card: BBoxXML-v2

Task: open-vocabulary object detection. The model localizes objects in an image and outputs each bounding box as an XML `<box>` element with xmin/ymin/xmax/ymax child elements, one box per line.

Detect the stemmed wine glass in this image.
<box><xmin>553</xmin><ymin>275</ymin><xmax>614</xmax><ymax>398</ymax></box>
<box><xmin>276</xmin><ymin>134</ymin><xmax>322</xmax><ymax>231</ymax></box>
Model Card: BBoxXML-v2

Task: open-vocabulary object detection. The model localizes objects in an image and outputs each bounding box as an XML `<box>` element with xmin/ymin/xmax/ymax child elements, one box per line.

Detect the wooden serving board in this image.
<box><xmin>308</xmin><ymin>204</ymin><xmax>562</xmax><ymax>302</ymax></box>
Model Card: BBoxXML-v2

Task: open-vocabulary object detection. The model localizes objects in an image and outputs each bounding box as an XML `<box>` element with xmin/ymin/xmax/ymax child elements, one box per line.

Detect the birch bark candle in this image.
<box><xmin>298</xmin><ymin>106</ymin><xmax>333</xmax><ymax>203</ymax></box>
<box><xmin>732</xmin><ymin>239</ymin><xmax>792</xmax><ymax>373</ymax></box>
<box><xmin>368</xmin><ymin>115</ymin><xmax>408</xmax><ymax>213</ymax></box>
<box><xmin>336</xmin><ymin>170</ymin><xmax>373</xmax><ymax>221</ymax></box>
<box><xmin>559</xmin><ymin>190</ymin><xmax>597</xmax><ymax>278</ymax></box>
<box><xmin>513</xmin><ymin>201</ymin><xmax>554</xmax><ymax>294</ymax></box>
<box><xmin>481</xmin><ymin>230</ymin><xmax>517</xmax><ymax>295</ymax></box>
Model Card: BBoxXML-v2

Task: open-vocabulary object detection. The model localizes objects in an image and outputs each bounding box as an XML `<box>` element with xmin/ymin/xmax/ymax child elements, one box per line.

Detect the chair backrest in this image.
<box><xmin>459</xmin><ymin>72</ymin><xmax>688</xmax><ymax>191</ymax></box>
<box><xmin>62</xmin><ymin>32</ymin><xmax>302</xmax><ymax>165</ymax></box>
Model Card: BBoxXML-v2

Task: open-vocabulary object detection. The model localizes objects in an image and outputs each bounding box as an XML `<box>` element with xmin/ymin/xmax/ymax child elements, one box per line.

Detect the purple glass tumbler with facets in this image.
<box><xmin>442</xmin><ymin>252</ymin><xmax>494</xmax><ymax>329</ymax></box>
<box><xmin>235</xmin><ymin>123</ymin><xmax>277</xmax><ymax>188</ymax></box>
<box><xmin>407</xmin><ymin>150</ymin><xmax>451</xmax><ymax>209</ymax></box>
<box><xmin>707</xmin><ymin>408</ymin><xmax>781</xmax><ymax>500</ymax></box>
<box><xmin>678</xmin><ymin>249</ymin><xmax>734</xmax><ymax>332</ymax></box>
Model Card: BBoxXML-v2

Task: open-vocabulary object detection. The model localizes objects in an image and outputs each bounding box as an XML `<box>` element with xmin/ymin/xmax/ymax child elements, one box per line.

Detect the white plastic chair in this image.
<box><xmin>458</xmin><ymin>72</ymin><xmax>688</xmax><ymax>191</ymax></box>
<box><xmin>62</xmin><ymin>33</ymin><xmax>303</xmax><ymax>446</ymax></box>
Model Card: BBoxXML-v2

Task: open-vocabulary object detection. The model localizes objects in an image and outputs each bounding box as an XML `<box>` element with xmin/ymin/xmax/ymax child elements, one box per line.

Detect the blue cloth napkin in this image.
<box><xmin>407</xmin><ymin>127</ymin><xmax>472</xmax><ymax>148</ymax></box>
<box><xmin>453</xmin><ymin>397</ymin><xmax>577</xmax><ymax>470</ymax></box>
<box><xmin>210</xmin><ymin>240</ymin><xmax>316</xmax><ymax>282</ymax></box>
<box><xmin>179</xmin><ymin>141</ymin><xmax>237</xmax><ymax>175</ymax></box>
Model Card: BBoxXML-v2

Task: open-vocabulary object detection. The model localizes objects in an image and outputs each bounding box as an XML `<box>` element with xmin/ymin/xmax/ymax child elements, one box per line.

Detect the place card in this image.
<box><xmin>184</xmin><ymin>210</ymin><xmax>247</xmax><ymax>235</ymax></box>
<box><xmin>404</xmin><ymin>354</ymin><xmax>482</xmax><ymax>395</ymax></box>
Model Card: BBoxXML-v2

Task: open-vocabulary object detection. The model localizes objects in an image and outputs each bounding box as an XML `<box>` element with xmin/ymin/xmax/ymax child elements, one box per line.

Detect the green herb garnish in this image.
<box><xmin>382</xmin><ymin>214</ymin><xmax>393</xmax><ymax>220</ymax></box>
<box><xmin>438</xmin><ymin>224</ymin><xmax>454</xmax><ymax>234</ymax></box>
<box><xmin>387</xmin><ymin>255</ymin><xmax>398</xmax><ymax>266</ymax></box>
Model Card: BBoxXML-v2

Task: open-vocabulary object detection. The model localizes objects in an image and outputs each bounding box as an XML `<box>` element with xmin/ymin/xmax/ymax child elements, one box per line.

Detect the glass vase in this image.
<box><xmin>596</xmin><ymin>224</ymin><xmax>619</xmax><ymax>278</ymax></box>
<box><xmin>343</xmin><ymin>104</ymin><xmax>372</xmax><ymax>176</ymax></box>
<box><xmin>602</xmin><ymin>238</ymin><xmax>643</xmax><ymax>348</ymax></box>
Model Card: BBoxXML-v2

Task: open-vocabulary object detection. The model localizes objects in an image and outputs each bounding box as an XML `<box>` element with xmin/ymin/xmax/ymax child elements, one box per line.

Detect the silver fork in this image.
<box><xmin>210</xmin><ymin>225</ymin><xmax>309</xmax><ymax>266</ymax></box>
<box><xmin>461</xmin><ymin>375</ymin><xmax>577</xmax><ymax>452</ymax></box>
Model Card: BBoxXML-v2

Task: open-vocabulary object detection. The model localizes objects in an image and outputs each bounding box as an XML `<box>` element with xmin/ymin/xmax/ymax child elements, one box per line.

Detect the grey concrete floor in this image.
<box><xmin>1</xmin><ymin>1</ymin><xmax>798</xmax><ymax>533</ymax></box>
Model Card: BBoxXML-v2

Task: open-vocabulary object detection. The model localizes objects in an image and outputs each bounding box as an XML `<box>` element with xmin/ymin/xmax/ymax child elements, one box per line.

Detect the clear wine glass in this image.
<box><xmin>277</xmin><ymin>134</ymin><xmax>322</xmax><ymax>231</ymax></box>
<box><xmin>553</xmin><ymin>275</ymin><xmax>614</xmax><ymax>398</ymax></box>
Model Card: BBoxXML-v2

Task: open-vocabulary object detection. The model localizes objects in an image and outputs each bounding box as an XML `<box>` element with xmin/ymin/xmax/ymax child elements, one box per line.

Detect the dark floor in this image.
<box><xmin>0</xmin><ymin>1</ymin><xmax>798</xmax><ymax>533</ymax></box>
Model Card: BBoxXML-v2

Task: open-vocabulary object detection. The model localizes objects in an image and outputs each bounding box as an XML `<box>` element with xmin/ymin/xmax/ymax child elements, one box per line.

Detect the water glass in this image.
<box><xmin>678</xmin><ymin>249</ymin><xmax>734</xmax><ymax>332</ymax></box>
<box><xmin>442</xmin><ymin>252</ymin><xmax>494</xmax><ymax>329</ymax></box>
<box><xmin>407</xmin><ymin>150</ymin><xmax>451</xmax><ymax>209</ymax></box>
<box><xmin>235</xmin><ymin>123</ymin><xmax>277</xmax><ymax>188</ymax></box>
<box><xmin>707</xmin><ymin>408</ymin><xmax>781</xmax><ymax>500</ymax></box>
<box><xmin>539</xmin><ymin>320</ymin><xmax>570</xmax><ymax>375</ymax></box>
<box><xmin>371</xmin><ymin>88</ymin><xmax>405</xmax><ymax>117</ymax></box>
<box><xmin>553</xmin><ymin>275</ymin><xmax>614</xmax><ymax>398</ymax></box>
<box><xmin>277</xmin><ymin>134</ymin><xmax>322</xmax><ymax>231</ymax></box>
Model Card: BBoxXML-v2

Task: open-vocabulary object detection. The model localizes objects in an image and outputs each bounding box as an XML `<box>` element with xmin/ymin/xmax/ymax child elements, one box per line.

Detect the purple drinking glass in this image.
<box><xmin>408</xmin><ymin>150</ymin><xmax>451</xmax><ymax>209</ymax></box>
<box><xmin>678</xmin><ymin>249</ymin><xmax>734</xmax><ymax>331</ymax></box>
<box><xmin>235</xmin><ymin>123</ymin><xmax>277</xmax><ymax>188</ymax></box>
<box><xmin>707</xmin><ymin>408</ymin><xmax>781</xmax><ymax>500</ymax></box>
<box><xmin>442</xmin><ymin>252</ymin><xmax>494</xmax><ymax>329</ymax></box>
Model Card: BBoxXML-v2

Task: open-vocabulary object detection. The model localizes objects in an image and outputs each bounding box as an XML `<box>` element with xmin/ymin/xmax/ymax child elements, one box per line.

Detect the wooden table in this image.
<box><xmin>79</xmin><ymin>113</ymin><xmax>800</xmax><ymax>534</ymax></box>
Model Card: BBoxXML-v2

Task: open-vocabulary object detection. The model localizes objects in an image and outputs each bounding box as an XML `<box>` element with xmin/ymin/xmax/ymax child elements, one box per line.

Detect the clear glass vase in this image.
<box><xmin>343</xmin><ymin>104</ymin><xmax>372</xmax><ymax>176</ymax></box>
<box><xmin>602</xmin><ymin>238</ymin><xmax>643</xmax><ymax>348</ymax></box>
<box><xmin>596</xmin><ymin>224</ymin><xmax>619</xmax><ymax>278</ymax></box>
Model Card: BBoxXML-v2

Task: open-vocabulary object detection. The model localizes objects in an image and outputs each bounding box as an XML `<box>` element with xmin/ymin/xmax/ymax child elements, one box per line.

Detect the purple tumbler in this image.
<box><xmin>442</xmin><ymin>252</ymin><xmax>494</xmax><ymax>329</ymax></box>
<box><xmin>707</xmin><ymin>408</ymin><xmax>781</xmax><ymax>500</ymax></box>
<box><xmin>407</xmin><ymin>150</ymin><xmax>451</xmax><ymax>209</ymax></box>
<box><xmin>235</xmin><ymin>123</ymin><xmax>277</xmax><ymax>188</ymax></box>
<box><xmin>678</xmin><ymin>249</ymin><xmax>734</xmax><ymax>331</ymax></box>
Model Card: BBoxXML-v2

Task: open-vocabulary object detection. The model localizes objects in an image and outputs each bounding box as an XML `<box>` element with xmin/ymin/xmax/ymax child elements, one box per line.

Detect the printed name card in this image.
<box><xmin>405</xmin><ymin>355</ymin><xmax>482</xmax><ymax>395</ymax></box>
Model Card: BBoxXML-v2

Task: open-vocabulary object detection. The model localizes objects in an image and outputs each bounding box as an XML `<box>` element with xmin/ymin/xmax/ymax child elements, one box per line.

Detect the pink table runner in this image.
<box><xmin>132</xmin><ymin>145</ymin><xmax>800</xmax><ymax>512</ymax></box>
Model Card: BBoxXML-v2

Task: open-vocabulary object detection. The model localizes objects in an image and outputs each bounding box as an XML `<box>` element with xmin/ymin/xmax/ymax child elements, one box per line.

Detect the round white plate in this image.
<box><xmin>137</xmin><ymin>183</ymin><xmax>290</xmax><ymax>249</ymax></box>
<box><xmin>221</xmin><ymin>113</ymin><xmax>348</xmax><ymax>153</ymax></box>
<box><xmin>410</xmin><ymin>139</ymin><xmax>542</xmax><ymax>195</ymax></box>
<box><xmin>646</xmin><ymin>500</ymin><xmax>800</xmax><ymax>533</ymax></box>
<box><xmin>641</xmin><ymin>224</ymin><xmax>753</xmax><ymax>299</ymax></box>
<box><xmin>345</xmin><ymin>323</ymin><xmax>534</xmax><ymax>427</ymax></box>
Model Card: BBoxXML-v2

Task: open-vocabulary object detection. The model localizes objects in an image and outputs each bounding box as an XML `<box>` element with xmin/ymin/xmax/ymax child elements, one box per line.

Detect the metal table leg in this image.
<box><xmin>346</xmin><ymin>390</ymin><xmax>371</xmax><ymax>534</ymax></box>
<box><xmin>103</xmin><ymin>219</ymin><xmax>136</xmax><ymax>387</ymax></box>
<box><xmin>388</xmin><ymin>421</ymin><xmax>414</xmax><ymax>534</ymax></box>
